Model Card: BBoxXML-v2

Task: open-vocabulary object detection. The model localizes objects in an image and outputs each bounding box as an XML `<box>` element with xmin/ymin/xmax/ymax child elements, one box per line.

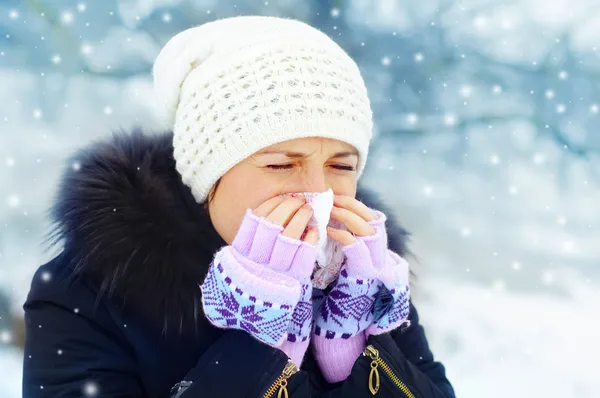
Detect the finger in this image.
<box><xmin>281</xmin><ymin>204</ymin><xmax>313</xmax><ymax>240</ymax></box>
<box><xmin>266</xmin><ymin>197</ymin><xmax>306</xmax><ymax>227</ymax></box>
<box><xmin>232</xmin><ymin>210</ymin><xmax>260</xmax><ymax>255</ymax></box>
<box><xmin>253</xmin><ymin>195</ymin><xmax>286</xmax><ymax>217</ymax></box>
<box><xmin>334</xmin><ymin>195</ymin><xmax>377</xmax><ymax>222</ymax></box>
<box><xmin>330</xmin><ymin>206</ymin><xmax>376</xmax><ymax>237</ymax></box>
<box><xmin>327</xmin><ymin>226</ymin><xmax>356</xmax><ymax>246</ymax></box>
<box><xmin>302</xmin><ymin>226</ymin><xmax>319</xmax><ymax>247</ymax></box>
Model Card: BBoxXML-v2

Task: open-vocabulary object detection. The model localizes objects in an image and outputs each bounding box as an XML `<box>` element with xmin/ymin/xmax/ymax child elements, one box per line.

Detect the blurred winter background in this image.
<box><xmin>1</xmin><ymin>0</ymin><xmax>599</xmax><ymax>397</ymax></box>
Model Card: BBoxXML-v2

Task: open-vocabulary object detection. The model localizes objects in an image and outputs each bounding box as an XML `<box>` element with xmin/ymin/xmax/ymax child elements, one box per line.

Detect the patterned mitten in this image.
<box><xmin>312</xmin><ymin>210</ymin><xmax>411</xmax><ymax>382</ymax></box>
<box><xmin>201</xmin><ymin>209</ymin><xmax>317</xmax><ymax>367</ymax></box>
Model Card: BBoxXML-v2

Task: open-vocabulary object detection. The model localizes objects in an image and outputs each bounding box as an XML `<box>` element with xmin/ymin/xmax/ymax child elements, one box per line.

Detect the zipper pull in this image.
<box><xmin>276</xmin><ymin>361</ymin><xmax>298</xmax><ymax>398</ymax></box>
<box><xmin>363</xmin><ymin>345</ymin><xmax>380</xmax><ymax>395</ymax></box>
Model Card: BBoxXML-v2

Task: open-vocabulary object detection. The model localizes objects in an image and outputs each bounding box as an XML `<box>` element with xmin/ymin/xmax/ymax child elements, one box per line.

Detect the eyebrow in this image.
<box><xmin>257</xmin><ymin>150</ymin><xmax>359</xmax><ymax>159</ymax></box>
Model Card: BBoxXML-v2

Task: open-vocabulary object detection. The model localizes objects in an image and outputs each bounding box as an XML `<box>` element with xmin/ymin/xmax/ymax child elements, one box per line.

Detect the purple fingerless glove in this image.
<box><xmin>312</xmin><ymin>210</ymin><xmax>410</xmax><ymax>382</ymax></box>
<box><xmin>201</xmin><ymin>209</ymin><xmax>317</xmax><ymax>367</ymax></box>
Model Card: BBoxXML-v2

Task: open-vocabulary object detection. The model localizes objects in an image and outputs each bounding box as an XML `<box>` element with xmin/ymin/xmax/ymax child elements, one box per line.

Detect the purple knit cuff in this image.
<box><xmin>312</xmin><ymin>332</ymin><xmax>367</xmax><ymax>383</ymax></box>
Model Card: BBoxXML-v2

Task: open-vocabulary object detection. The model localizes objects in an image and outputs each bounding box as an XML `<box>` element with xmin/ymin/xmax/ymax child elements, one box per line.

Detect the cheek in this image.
<box><xmin>328</xmin><ymin>174</ymin><xmax>357</xmax><ymax>198</ymax></box>
<box><xmin>211</xmin><ymin>173</ymin><xmax>283</xmax><ymax>244</ymax></box>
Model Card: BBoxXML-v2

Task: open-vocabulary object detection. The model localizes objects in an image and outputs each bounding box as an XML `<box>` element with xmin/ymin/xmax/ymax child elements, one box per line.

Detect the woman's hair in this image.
<box><xmin>205</xmin><ymin>178</ymin><xmax>221</xmax><ymax>207</ymax></box>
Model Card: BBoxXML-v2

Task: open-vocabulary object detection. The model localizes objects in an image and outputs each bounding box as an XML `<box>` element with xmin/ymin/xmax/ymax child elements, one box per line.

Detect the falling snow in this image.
<box><xmin>81</xmin><ymin>44</ymin><xmax>94</xmax><ymax>55</ymax></box>
<box><xmin>83</xmin><ymin>381</ymin><xmax>99</xmax><ymax>397</ymax></box>
<box><xmin>443</xmin><ymin>112</ymin><xmax>457</xmax><ymax>126</ymax></box>
<box><xmin>407</xmin><ymin>113</ymin><xmax>418</xmax><ymax>124</ymax></box>
<box><xmin>0</xmin><ymin>330</ymin><xmax>12</xmax><ymax>343</ymax></box>
<box><xmin>61</xmin><ymin>11</ymin><xmax>74</xmax><ymax>25</ymax></box>
<box><xmin>7</xmin><ymin>195</ymin><xmax>20</xmax><ymax>208</ymax></box>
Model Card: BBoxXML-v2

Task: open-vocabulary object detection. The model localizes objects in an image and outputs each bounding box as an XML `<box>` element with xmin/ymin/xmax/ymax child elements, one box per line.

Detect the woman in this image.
<box><xmin>22</xmin><ymin>16</ymin><xmax>455</xmax><ymax>397</ymax></box>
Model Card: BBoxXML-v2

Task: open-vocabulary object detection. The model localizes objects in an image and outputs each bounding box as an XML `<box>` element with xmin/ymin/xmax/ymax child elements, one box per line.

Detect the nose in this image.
<box><xmin>300</xmin><ymin>166</ymin><xmax>328</xmax><ymax>193</ymax></box>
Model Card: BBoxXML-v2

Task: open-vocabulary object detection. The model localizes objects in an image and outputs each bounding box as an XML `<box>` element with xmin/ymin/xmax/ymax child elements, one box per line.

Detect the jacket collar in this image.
<box><xmin>48</xmin><ymin>131</ymin><xmax>409</xmax><ymax>335</ymax></box>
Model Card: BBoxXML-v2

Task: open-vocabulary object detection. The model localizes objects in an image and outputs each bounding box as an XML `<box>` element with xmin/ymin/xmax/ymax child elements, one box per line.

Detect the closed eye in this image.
<box><xmin>331</xmin><ymin>165</ymin><xmax>356</xmax><ymax>171</ymax></box>
<box><xmin>266</xmin><ymin>164</ymin><xmax>294</xmax><ymax>170</ymax></box>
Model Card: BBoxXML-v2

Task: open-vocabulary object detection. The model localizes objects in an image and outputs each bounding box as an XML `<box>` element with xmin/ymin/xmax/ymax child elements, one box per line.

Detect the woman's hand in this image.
<box><xmin>327</xmin><ymin>195</ymin><xmax>377</xmax><ymax>246</ymax></box>
<box><xmin>252</xmin><ymin>196</ymin><xmax>319</xmax><ymax>245</ymax></box>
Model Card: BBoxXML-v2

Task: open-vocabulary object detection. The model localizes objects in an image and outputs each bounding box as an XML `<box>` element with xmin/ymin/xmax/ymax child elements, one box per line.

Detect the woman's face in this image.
<box><xmin>208</xmin><ymin>137</ymin><xmax>360</xmax><ymax>244</ymax></box>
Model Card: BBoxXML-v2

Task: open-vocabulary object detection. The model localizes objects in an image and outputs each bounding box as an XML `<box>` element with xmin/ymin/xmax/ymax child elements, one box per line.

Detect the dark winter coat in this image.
<box><xmin>22</xmin><ymin>131</ymin><xmax>455</xmax><ymax>398</ymax></box>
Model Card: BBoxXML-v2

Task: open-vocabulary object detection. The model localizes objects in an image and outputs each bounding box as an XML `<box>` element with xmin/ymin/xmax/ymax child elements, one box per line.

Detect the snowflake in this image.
<box><xmin>501</xmin><ymin>19</ymin><xmax>513</xmax><ymax>29</ymax></box>
<box><xmin>33</xmin><ymin>109</ymin><xmax>43</xmax><ymax>119</ymax></box>
<box><xmin>556</xmin><ymin>216</ymin><xmax>567</xmax><ymax>225</ymax></box>
<box><xmin>533</xmin><ymin>152</ymin><xmax>545</xmax><ymax>165</ymax></box>
<box><xmin>0</xmin><ymin>329</ymin><xmax>12</xmax><ymax>343</ymax></box>
<box><xmin>57</xmin><ymin>349</ymin><xmax>63</xmax><ymax>355</ymax></box>
<box><xmin>162</xmin><ymin>13</ymin><xmax>171</xmax><ymax>23</ymax></box>
<box><xmin>512</xmin><ymin>261</ymin><xmax>521</xmax><ymax>271</ymax></box>
<box><xmin>414</xmin><ymin>52</ymin><xmax>424</xmax><ymax>62</ymax></box>
<box><xmin>558</xmin><ymin>71</ymin><xmax>568</xmax><ymax>80</ymax></box>
<box><xmin>83</xmin><ymin>381</ymin><xmax>99</xmax><ymax>396</ymax></box>
<box><xmin>492</xmin><ymin>85</ymin><xmax>502</xmax><ymax>94</ymax></box>
<box><xmin>72</xmin><ymin>161</ymin><xmax>81</xmax><ymax>171</ymax></box>
<box><xmin>556</xmin><ymin>104</ymin><xmax>566</xmax><ymax>113</ymax></box>
<box><xmin>492</xmin><ymin>279</ymin><xmax>505</xmax><ymax>293</ymax></box>
<box><xmin>61</xmin><ymin>11</ymin><xmax>74</xmax><ymax>25</ymax></box>
<box><xmin>422</xmin><ymin>185</ymin><xmax>433</xmax><ymax>196</ymax></box>
<box><xmin>459</xmin><ymin>85</ymin><xmax>472</xmax><ymax>98</ymax></box>
<box><xmin>460</xmin><ymin>227</ymin><xmax>471</xmax><ymax>237</ymax></box>
<box><xmin>51</xmin><ymin>54</ymin><xmax>62</xmax><ymax>64</ymax></box>
<box><xmin>6</xmin><ymin>157</ymin><xmax>15</xmax><ymax>167</ymax></box>
<box><xmin>7</xmin><ymin>195</ymin><xmax>20</xmax><ymax>208</ymax></box>
<box><xmin>544</xmin><ymin>89</ymin><xmax>555</xmax><ymax>99</ymax></box>
<box><xmin>41</xmin><ymin>271</ymin><xmax>52</xmax><ymax>282</ymax></box>
<box><xmin>562</xmin><ymin>241</ymin><xmax>575</xmax><ymax>253</ymax></box>
<box><xmin>331</xmin><ymin>8</ymin><xmax>340</xmax><ymax>18</ymax></box>
<box><xmin>443</xmin><ymin>112</ymin><xmax>457</xmax><ymax>126</ymax></box>
<box><xmin>509</xmin><ymin>185</ymin><xmax>518</xmax><ymax>195</ymax></box>
<box><xmin>590</xmin><ymin>104</ymin><xmax>598</xmax><ymax>113</ymax></box>
<box><xmin>9</xmin><ymin>9</ymin><xmax>19</xmax><ymax>20</ymax></box>
<box><xmin>406</xmin><ymin>113</ymin><xmax>418</xmax><ymax>124</ymax></box>
<box><xmin>77</xmin><ymin>3</ymin><xmax>86</xmax><ymax>12</ymax></box>
<box><xmin>381</xmin><ymin>56</ymin><xmax>391</xmax><ymax>66</ymax></box>
<box><xmin>541</xmin><ymin>270</ymin><xmax>554</xmax><ymax>285</ymax></box>
<box><xmin>81</xmin><ymin>44</ymin><xmax>93</xmax><ymax>55</ymax></box>
<box><xmin>103</xmin><ymin>106</ymin><xmax>113</xmax><ymax>115</ymax></box>
<box><xmin>489</xmin><ymin>154</ymin><xmax>500</xmax><ymax>165</ymax></box>
<box><xmin>472</xmin><ymin>15</ymin><xmax>487</xmax><ymax>29</ymax></box>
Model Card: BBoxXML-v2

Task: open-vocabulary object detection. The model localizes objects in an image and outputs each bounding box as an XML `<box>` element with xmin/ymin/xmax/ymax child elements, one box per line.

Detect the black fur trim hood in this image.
<box><xmin>48</xmin><ymin>131</ymin><xmax>409</xmax><ymax>334</ymax></box>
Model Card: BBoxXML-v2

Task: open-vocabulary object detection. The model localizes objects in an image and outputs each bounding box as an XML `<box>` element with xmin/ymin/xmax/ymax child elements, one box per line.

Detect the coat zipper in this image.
<box><xmin>362</xmin><ymin>345</ymin><xmax>416</xmax><ymax>398</ymax></box>
<box><xmin>263</xmin><ymin>360</ymin><xmax>299</xmax><ymax>398</ymax></box>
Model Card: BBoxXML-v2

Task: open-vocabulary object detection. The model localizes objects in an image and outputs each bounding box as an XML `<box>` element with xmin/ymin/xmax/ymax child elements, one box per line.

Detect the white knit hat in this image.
<box><xmin>153</xmin><ymin>16</ymin><xmax>373</xmax><ymax>202</ymax></box>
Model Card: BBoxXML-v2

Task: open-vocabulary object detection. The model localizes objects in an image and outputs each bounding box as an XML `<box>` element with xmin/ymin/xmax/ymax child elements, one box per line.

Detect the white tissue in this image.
<box><xmin>283</xmin><ymin>189</ymin><xmax>346</xmax><ymax>289</ymax></box>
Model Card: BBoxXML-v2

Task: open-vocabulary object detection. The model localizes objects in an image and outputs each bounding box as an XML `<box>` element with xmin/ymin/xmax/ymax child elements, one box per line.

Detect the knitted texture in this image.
<box><xmin>153</xmin><ymin>16</ymin><xmax>373</xmax><ymax>202</ymax></box>
<box><xmin>200</xmin><ymin>210</ymin><xmax>316</xmax><ymax>365</ymax></box>
<box><xmin>311</xmin><ymin>210</ymin><xmax>411</xmax><ymax>383</ymax></box>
